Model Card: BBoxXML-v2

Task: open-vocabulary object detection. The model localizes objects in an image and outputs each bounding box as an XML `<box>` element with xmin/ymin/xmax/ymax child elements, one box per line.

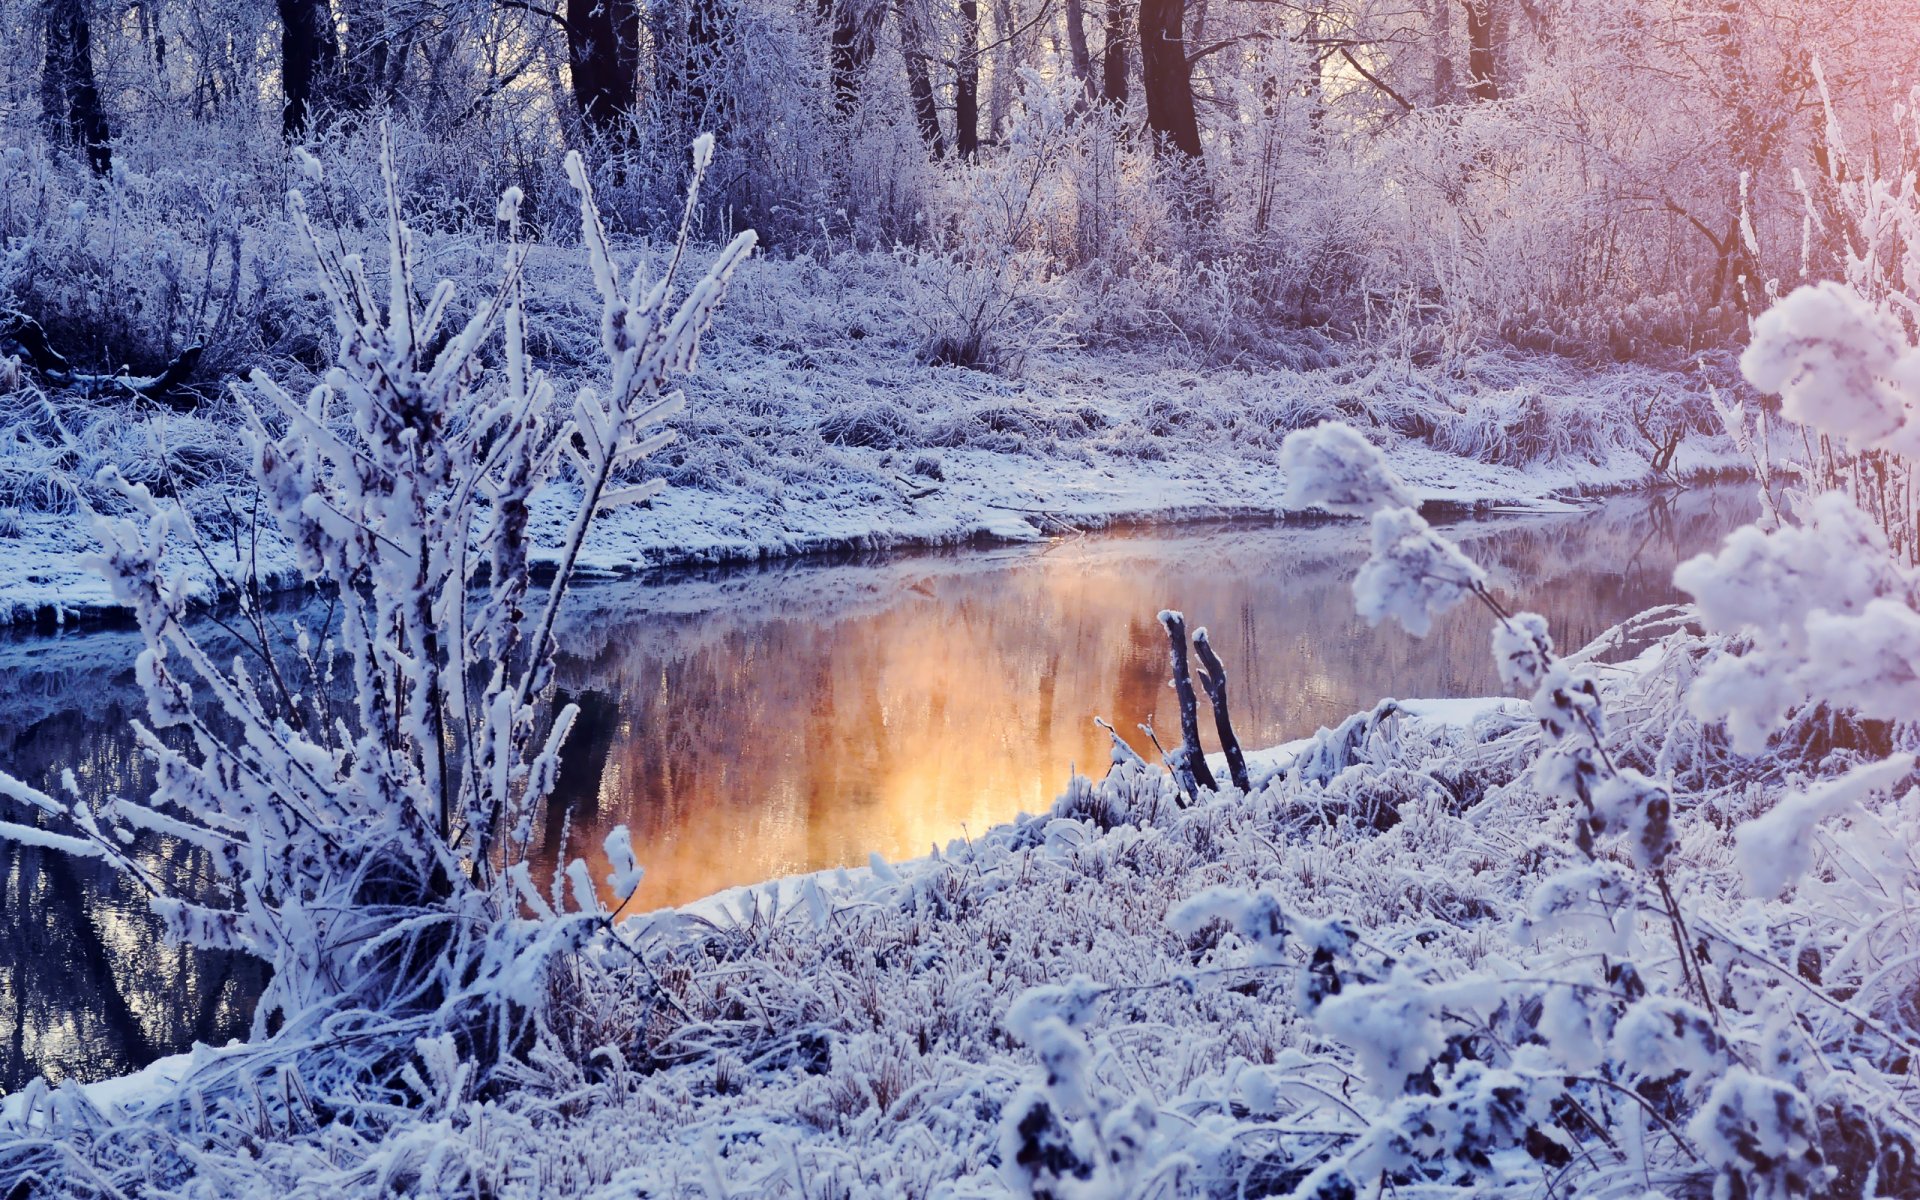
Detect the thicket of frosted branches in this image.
<box><xmin>7</xmin><ymin>153</ymin><xmax>1920</xmax><ymax>1194</ymax></box>
<box><xmin>0</xmin><ymin>124</ymin><xmax>756</xmax><ymax>1161</ymax></box>
<box><xmin>7</xmin><ymin>0</ymin><xmax>1915</xmax><ymax>384</ymax></box>
<box><xmin>7</xmin><ymin>29</ymin><xmax>1920</xmax><ymax>1200</ymax></box>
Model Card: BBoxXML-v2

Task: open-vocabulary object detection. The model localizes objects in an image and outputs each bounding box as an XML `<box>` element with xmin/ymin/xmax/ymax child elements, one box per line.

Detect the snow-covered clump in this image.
<box><xmin>1353</xmin><ymin>506</ymin><xmax>1488</xmax><ymax>637</ymax></box>
<box><xmin>1740</xmin><ymin>279</ymin><xmax>1916</xmax><ymax>446</ymax></box>
<box><xmin>0</xmin><ymin>126</ymin><xmax>755</xmax><ymax>1123</ymax></box>
<box><xmin>1279</xmin><ymin>420</ymin><xmax>1419</xmax><ymax>515</ymax></box>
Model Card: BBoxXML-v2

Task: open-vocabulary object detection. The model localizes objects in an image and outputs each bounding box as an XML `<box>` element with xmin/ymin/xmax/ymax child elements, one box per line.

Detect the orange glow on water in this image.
<box><xmin>540</xmin><ymin>493</ymin><xmax>1747</xmax><ymax>913</ymax></box>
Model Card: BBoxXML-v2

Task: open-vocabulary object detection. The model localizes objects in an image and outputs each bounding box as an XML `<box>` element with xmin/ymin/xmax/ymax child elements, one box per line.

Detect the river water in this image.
<box><xmin>0</xmin><ymin>484</ymin><xmax>1755</xmax><ymax>1092</ymax></box>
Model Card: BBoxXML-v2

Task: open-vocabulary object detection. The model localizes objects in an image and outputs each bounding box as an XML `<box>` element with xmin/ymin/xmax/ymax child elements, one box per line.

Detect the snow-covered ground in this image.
<box><xmin>13</xmin><ymin>215</ymin><xmax>1872</xmax><ymax>1199</ymax></box>
<box><xmin>0</xmin><ymin>314</ymin><xmax>1735</xmax><ymax>625</ymax></box>
<box><xmin>13</xmin><ymin>611</ymin><xmax>1906</xmax><ymax>1199</ymax></box>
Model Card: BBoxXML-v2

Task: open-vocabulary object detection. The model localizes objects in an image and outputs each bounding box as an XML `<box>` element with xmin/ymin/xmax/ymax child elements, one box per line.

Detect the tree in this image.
<box><xmin>340</xmin><ymin>0</ymin><xmax>414</xmax><ymax>111</ymax></box>
<box><xmin>277</xmin><ymin>0</ymin><xmax>339</xmax><ymax>136</ymax></box>
<box><xmin>1102</xmin><ymin>0</ymin><xmax>1129</xmax><ymax>106</ymax></box>
<box><xmin>1064</xmin><ymin>0</ymin><xmax>1097</xmax><ymax>102</ymax></box>
<box><xmin>896</xmin><ymin>0</ymin><xmax>947</xmax><ymax>155</ymax></box>
<box><xmin>1139</xmin><ymin>0</ymin><xmax>1199</xmax><ymax>156</ymax></box>
<box><xmin>957</xmin><ymin>0</ymin><xmax>982</xmax><ymax>157</ymax></box>
<box><xmin>1462</xmin><ymin>0</ymin><xmax>1495</xmax><ymax>101</ymax></box>
<box><xmin>40</xmin><ymin>0</ymin><xmax>110</xmax><ymax>173</ymax></box>
<box><xmin>566</xmin><ymin>0</ymin><xmax>642</xmax><ymax>140</ymax></box>
<box><xmin>822</xmin><ymin>0</ymin><xmax>879</xmax><ymax>114</ymax></box>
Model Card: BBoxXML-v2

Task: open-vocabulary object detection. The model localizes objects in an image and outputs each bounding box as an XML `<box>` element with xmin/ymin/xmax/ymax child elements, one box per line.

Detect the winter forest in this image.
<box><xmin>4</xmin><ymin>0</ymin><xmax>1920</xmax><ymax>1195</ymax></box>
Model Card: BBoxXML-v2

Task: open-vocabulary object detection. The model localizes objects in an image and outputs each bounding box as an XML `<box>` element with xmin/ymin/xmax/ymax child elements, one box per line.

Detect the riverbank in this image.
<box><xmin>0</xmin><ymin>337</ymin><xmax>1736</xmax><ymax>626</ymax></box>
<box><xmin>12</xmin><ymin>611</ymin><xmax>1906</xmax><ymax>1199</ymax></box>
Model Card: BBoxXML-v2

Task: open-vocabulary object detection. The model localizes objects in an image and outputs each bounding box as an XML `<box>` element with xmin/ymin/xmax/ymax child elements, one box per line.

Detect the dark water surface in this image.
<box><xmin>0</xmin><ymin>485</ymin><xmax>1756</xmax><ymax>1092</ymax></box>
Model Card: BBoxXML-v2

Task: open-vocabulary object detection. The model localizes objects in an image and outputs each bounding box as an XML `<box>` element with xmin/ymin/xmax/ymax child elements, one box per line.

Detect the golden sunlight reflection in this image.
<box><xmin>541</xmin><ymin>486</ymin><xmax>1756</xmax><ymax>913</ymax></box>
<box><xmin>0</xmin><ymin>485</ymin><xmax>1752</xmax><ymax>1090</ymax></box>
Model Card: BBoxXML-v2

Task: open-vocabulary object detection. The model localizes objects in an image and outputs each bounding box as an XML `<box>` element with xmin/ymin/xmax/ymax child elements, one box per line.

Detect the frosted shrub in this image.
<box><xmin>1109</xmin><ymin>414</ymin><xmax>1920</xmax><ymax>1197</ymax></box>
<box><xmin>906</xmin><ymin>81</ymin><xmax>1077</xmax><ymax>373</ymax></box>
<box><xmin>1277</xmin><ymin>421</ymin><xmax>1417</xmax><ymax>516</ymax></box>
<box><xmin>0</xmin><ymin>127</ymin><xmax>754</xmax><ymax>1099</ymax></box>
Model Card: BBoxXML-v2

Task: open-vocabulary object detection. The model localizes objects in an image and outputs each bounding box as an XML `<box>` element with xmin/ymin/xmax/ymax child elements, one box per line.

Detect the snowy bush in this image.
<box><xmin>0</xmin><ymin>125</ymin><xmax>753</xmax><ymax>1116</ymax></box>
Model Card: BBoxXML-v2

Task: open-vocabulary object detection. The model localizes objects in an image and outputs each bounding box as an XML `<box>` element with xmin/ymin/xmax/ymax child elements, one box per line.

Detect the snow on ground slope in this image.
<box><xmin>15</xmin><ymin>622</ymin><xmax>1904</xmax><ymax>1199</ymax></box>
<box><xmin>0</xmin><ymin>329</ymin><xmax>1738</xmax><ymax>624</ymax></box>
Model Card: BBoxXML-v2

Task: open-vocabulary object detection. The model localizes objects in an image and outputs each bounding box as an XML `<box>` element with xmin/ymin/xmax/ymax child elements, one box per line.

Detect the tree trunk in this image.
<box><xmin>1426</xmin><ymin>0</ymin><xmax>1454</xmax><ymax>103</ymax></box>
<box><xmin>1138</xmin><ymin>0</ymin><xmax>1199</xmax><ymax>157</ymax></box>
<box><xmin>566</xmin><ymin>0</ymin><xmax>642</xmax><ymax>141</ymax></box>
<box><xmin>956</xmin><ymin>0</ymin><xmax>981</xmax><ymax>158</ymax></box>
<box><xmin>277</xmin><ymin>0</ymin><xmax>339</xmax><ymax>138</ymax></box>
<box><xmin>1191</xmin><ymin>628</ymin><xmax>1250</xmax><ymax>792</ymax></box>
<box><xmin>341</xmin><ymin>0</ymin><xmax>414</xmax><ymax>110</ymax></box>
<box><xmin>41</xmin><ymin>0</ymin><xmax>111</xmax><ymax>172</ymax></box>
<box><xmin>1064</xmin><ymin>0</ymin><xmax>1096</xmax><ymax>103</ymax></box>
<box><xmin>683</xmin><ymin>0</ymin><xmax>729</xmax><ymax>141</ymax></box>
<box><xmin>821</xmin><ymin>0</ymin><xmax>877</xmax><ymax>114</ymax></box>
<box><xmin>895</xmin><ymin>0</ymin><xmax>946</xmax><ymax>156</ymax></box>
<box><xmin>987</xmin><ymin>0</ymin><xmax>1016</xmax><ymax>135</ymax></box>
<box><xmin>1463</xmin><ymin>0</ymin><xmax>1497</xmax><ymax>101</ymax></box>
<box><xmin>1101</xmin><ymin>0</ymin><xmax>1128</xmax><ymax>106</ymax></box>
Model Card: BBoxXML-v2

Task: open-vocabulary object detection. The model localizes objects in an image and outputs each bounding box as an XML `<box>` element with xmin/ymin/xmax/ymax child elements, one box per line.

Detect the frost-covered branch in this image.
<box><xmin>0</xmin><ymin>125</ymin><xmax>756</xmax><ymax>1106</ymax></box>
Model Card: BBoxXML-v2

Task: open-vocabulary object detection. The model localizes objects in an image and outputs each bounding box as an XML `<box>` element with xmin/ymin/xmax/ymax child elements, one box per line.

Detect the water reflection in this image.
<box><xmin>0</xmin><ymin>643</ymin><xmax>268</xmax><ymax>1094</ymax></box>
<box><xmin>538</xmin><ymin>486</ymin><xmax>1754</xmax><ymax>909</ymax></box>
<box><xmin>0</xmin><ymin>484</ymin><xmax>1753</xmax><ymax>1092</ymax></box>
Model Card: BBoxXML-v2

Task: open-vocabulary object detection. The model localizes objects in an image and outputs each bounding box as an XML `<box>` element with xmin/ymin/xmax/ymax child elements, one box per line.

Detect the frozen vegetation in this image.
<box><xmin>6</xmin><ymin>0</ymin><xmax>1920</xmax><ymax>1195</ymax></box>
<box><xmin>3</xmin><ymin>124</ymin><xmax>1920</xmax><ymax>1198</ymax></box>
<box><xmin>0</xmin><ymin>235</ymin><xmax>1736</xmax><ymax>623</ymax></box>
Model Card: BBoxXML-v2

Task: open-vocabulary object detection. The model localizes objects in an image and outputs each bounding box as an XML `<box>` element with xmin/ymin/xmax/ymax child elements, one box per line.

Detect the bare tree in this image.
<box><xmin>1102</xmin><ymin>0</ymin><xmax>1129</xmax><ymax>105</ymax></box>
<box><xmin>340</xmin><ymin>0</ymin><xmax>416</xmax><ymax>110</ymax></box>
<box><xmin>1463</xmin><ymin>0</ymin><xmax>1496</xmax><ymax>101</ymax></box>
<box><xmin>896</xmin><ymin>0</ymin><xmax>947</xmax><ymax>155</ymax></box>
<box><xmin>41</xmin><ymin>0</ymin><xmax>110</xmax><ymax>172</ymax></box>
<box><xmin>1139</xmin><ymin>0</ymin><xmax>1199</xmax><ymax>156</ymax></box>
<box><xmin>822</xmin><ymin>0</ymin><xmax>879</xmax><ymax>114</ymax></box>
<box><xmin>277</xmin><ymin>0</ymin><xmax>339</xmax><ymax>136</ymax></box>
<box><xmin>567</xmin><ymin>0</ymin><xmax>642</xmax><ymax>140</ymax></box>
<box><xmin>957</xmin><ymin>0</ymin><xmax>981</xmax><ymax>157</ymax></box>
<box><xmin>1064</xmin><ymin>0</ymin><xmax>1097</xmax><ymax>102</ymax></box>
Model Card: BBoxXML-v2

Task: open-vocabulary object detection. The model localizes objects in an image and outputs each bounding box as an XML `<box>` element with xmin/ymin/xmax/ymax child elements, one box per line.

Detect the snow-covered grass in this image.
<box><xmin>0</xmin><ymin>232</ymin><xmax>1737</xmax><ymax>624</ymax></box>
<box><xmin>8</xmin><ymin>119</ymin><xmax>1884</xmax><ymax>1200</ymax></box>
<box><xmin>6</xmin><ymin>613</ymin><xmax>1912</xmax><ymax>1198</ymax></box>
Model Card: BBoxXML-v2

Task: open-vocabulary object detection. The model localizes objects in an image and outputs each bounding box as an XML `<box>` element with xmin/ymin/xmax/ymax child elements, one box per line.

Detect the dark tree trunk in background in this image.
<box><xmin>1064</xmin><ymin>0</ymin><xmax>1096</xmax><ymax>102</ymax></box>
<box><xmin>567</xmin><ymin>0</ymin><xmax>642</xmax><ymax>141</ymax></box>
<box><xmin>896</xmin><ymin>0</ymin><xmax>946</xmax><ymax>156</ymax></box>
<box><xmin>1138</xmin><ymin>0</ymin><xmax>1199</xmax><ymax>157</ymax></box>
<box><xmin>956</xmin><ymin>0</ymin><xmax>981</xmax><ymax>158</ymax></box>
<box><xmin>1463</xmin><ymin>0</ymin><xmax>1497</xmax><ymax>101</ymax></box>
<box><xmin>683</xmin><ymin>0</ymin><xmax>730</xmax><ymax>140</ymax></box>
<box><xmin>278</xmin><ymin>0</ymin><xmax>339</xmax><ymax>137</ymax></box>
<box><xmin>1101</xmin><ymin>0</ymin><xmax>1129</xmax><ymax>106</ymax></box>
<box><xmin>341</xmin><ymin>0</ymin><xmax>414</xmax><ymax>110</ymax></box>
<box><xmin>821</xmin><ymin>0</ymin><xmax>877</xmax><ymax>114</ymax></box>
<box><xmin>41</xmin><ymin>0</ymin><xmax>111</xmax><ymax>173</ymax></box>
<box><xmin>1425</xmin><ymin>0</ymin><xmax>1455</xmax><ymax>103</ymax></box>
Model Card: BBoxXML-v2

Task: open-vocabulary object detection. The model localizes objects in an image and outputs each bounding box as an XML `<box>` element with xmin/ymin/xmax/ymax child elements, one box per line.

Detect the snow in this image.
<box><xmin>0</xmin><ymin>1040</ymin><xmax>251</xmax><ymax>1127</ymax></box>
<box><xmin>1675</xmin><ymin>490</ymin><xmax>1916</xmax><ymax>752</ymax></box>
<box><xmin>5</xmin><ymin>599</ymin><xmax>1917</xmax><ymax>1197</ymax></box>
<box><xmin>1353</xmin><ymin>506</ymin><xmax>1489</xmax><ymax>636</ymax></box>
<box><xmin>1733</xmin><ymin>754</ymin><xmax>1916</xmax><ymax>897</ymax></box>
<box><xmin>1741</xmin><ymin>280</ymin><xmax>1913</xmax><ymax>445</ymax></box>
<box><xmin>0</xmin><ymin>124</ymin><xmax>1904</xmax><ymax>1200</ymax></box>
<box><xmin>0</xmin><ymin>277</ymin><xmax>1741</xmax><ymax>626</ymax></box>
<box><xmin>1491</xmin><ymin>611</ymin><xmax>1553</xmax><ymax>693</ymax></box>
<box><xmin>1278</xmin><ymin>419</ymin><xmax>1419</xmax><ymax>514</ymax></box>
